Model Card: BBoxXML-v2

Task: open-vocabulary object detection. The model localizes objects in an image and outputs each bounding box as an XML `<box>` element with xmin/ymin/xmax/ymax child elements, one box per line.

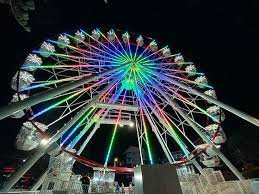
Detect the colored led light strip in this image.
<box><xmin>140</xmin><ymin>109</ymin><xmax>154</xmax><ymax>164</ymax></box>
<box><xmin>104</xmin><ymin>88</ymin><xmax>127</xmax><ymax>166</ymax></box>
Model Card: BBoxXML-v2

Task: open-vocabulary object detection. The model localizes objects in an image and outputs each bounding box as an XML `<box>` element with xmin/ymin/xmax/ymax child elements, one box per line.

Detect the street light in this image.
<box><xmin>40</xmin><ymin>138</ymin><xmax>49</xmax><ymax>145</ymax></box>
<box><xmin>129</xmin><ymin>122</ymin><xmax>134</xmax><ymax>127</ymax></box>
<box><xmin>114</xmin><ymin>158</ymin><xmax>118</xmax><ymax>167</ymax></box>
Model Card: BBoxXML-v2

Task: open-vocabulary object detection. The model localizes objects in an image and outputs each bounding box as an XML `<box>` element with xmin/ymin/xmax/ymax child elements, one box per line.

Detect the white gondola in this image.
<box><xmin>162</xmin><ymin>46</ymin><xmax>171</xmax><ymax>57</ymax></box>
<box><xmin>206</xmin><ymin>105</ymin><xmax>225</xmax><ymax>122</ymax></box>
<box><xmin>185</xmin><ymin>65</ymin><xmax>197</xmax><ymax>76</ymax></box>
<box><xmin>136</xmin><ymin>35</ymin><xmax>144</xmax><ymax>46</ymax></box>
<box><xmin>195</xmin><ymin>144</ymin><xmax>218</xmax><ymax>157</ymax></box>
<box><xmin>16</xmin><ymin>121</ymin><xmax>48</xmax><ymax>151</ymax></box>
<box><xmin>200</xmin><ymin>156</ymin><xmax>220</xmax><ymax>167</ymax></box>
<box><xmin>39</xmin><ymin>42</ymin><xmax>55</xmax><ymax>57</ymax></box>
<box><xmin>204</xmin><ymin>124</ymin><xmax>227</xmax><ymax>144</ymax></box>
<box><xmin>195</xmin><ymin>76</ymin><xmax>208</xmax><ymax>88</ymax></box>
<box><xmin>75</xmin><ymin>31</ymin><xmax>85</xmax><ymax>42</ymax></box>
<box><xmin>150</xmin><ymin>40</ymin><xmax>158</xmax><ymax>51</ymax></box>
<box><xmin>213</xmin><ymin>131</ymin><xmax>227</xmax><ymax>144</ymax></box>
<box><xmin>91</xmin><ymin>29</ymin><xmax>100</xmax><ymax>40</ymax></box>
<box><xmin>22</xmin><ymin>54</ymin><xmax>42</xmax><ymax>71</ymax></box>
<box><xmin>174</xmin><ymin>54</ymin><xmax>184</xmax><ymax>65</ymax></box>
<box><xmin>122</xmin><ymin>32</ymin><xmax>130</xmax><ymax>43</ymax></box>
<box><xmin>205</xmin><ymin>124</ymin><xmax>221</xmax><ymax>134</ymax></box>
<box><xmin>49</xmin><ymin>149</ymin><xmax>76</xmax><ymax>171</ymax></box>
<box><xmin>57</xmin><ymin>34</ymin><xmax>70</xmax><ymax>48</ymax></box>
<box><xmin>204</xmin><ymin>89</ymin><xmax>217</xmax><ymax>103</ymax></box>
<box><xmin>107</xmin><ymin>29</ymin><xmax>115</xmax><ymax>41</ymax></box>
<box><xmin>11</xmin><ymin>71</ymin><xmax>35</xmax><ymax>91</ymax></box>
<box><xmin>9</xmin><ymin>93</ymin><xmax>29</xmax><ymax>118</ymax></box>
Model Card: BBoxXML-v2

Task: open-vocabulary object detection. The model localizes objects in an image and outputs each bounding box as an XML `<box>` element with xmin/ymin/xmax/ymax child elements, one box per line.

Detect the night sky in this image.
<box><xmin>0</xmin><ymin>0</ymin><xmax>258</xmax><ymax>174</ymax></box>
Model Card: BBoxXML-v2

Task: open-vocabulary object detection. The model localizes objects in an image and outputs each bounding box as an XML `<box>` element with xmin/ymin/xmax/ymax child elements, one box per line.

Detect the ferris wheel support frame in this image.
<box><xmin>152</xmin><ymin>83</ymin><xmax>245</xmax><ymax>180</ymax></box>
<box><xmin>135</xmin><ymin>113</ymin><xmax>144</xmax><ymax>165</ymax></box>
<box><xmin>157</xmin><ymin>72</ymin><xmax>259</xmax><ymax>128</ymax></box>
<box><xmin>31</xmin><ymin>81</ymin><xmax>125</xmax><ymax>191</ymax></box>
<box><xmin>140</xmin><ymin>102</ymin><xmax>174</xmax><ymax>164</ymax></box>
<box><xmin>140</xmin><ymin>97</ymin><xmax>203</xmax><ymax>173</ymax></box>
<box><xmin>30</xmin><ymin>168</ymin><xmax>49</xmax><ymax>191</ymax></box>
<box><xmin>0</xmin><ymin>64</ymin><xmax>128</xmax><ymax>121</ymax></box>
<box><xmin>1</xmin><ymin>77</ymin><xmax>121</xmax><ymax>192</ymax></box>
<box><xmin>77</xmin><ymin>123</ymin><xmax>100</xmax><ymax>155</ymax></box>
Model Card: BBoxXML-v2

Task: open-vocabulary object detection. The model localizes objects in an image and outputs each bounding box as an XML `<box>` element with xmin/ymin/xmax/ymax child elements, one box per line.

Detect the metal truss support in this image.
<box><xmin>77</xmin><ymin>123</ymin><xmax>100</xmax><ymax>155</ymax></box>
<box><xmin>140</xmin><ymin>104</ymin><xmax>174</xmax><ymax>164</ymax></box>
<box><xmin>94</xmin><ymin>102</ymin><xmax>138</xmax><ymax>111</ymax></box>
<box><xmin>135</xmin><ymin>113</ymin><xmax>144</xmax><ymax>165</ymax></box>
<box><xmin>30</xmin><ymin>168</ymin><xmax>49</xmax><ymax>191</ymax></box>
<box><xmin>1</xmin><ymin>79</ymin><xmax>119</xmax><ymax>192</ymax></box>
<box><xmin>157</xmin><ymin>72</ymin><xmax>259</xmax><ymax>127</ymax></box>
<box><xmin>153</xmin><ymin>84</ymin><xmax>245</xmax><ymax>180</ymax></box>
<box><xmin>139</xmin><ymin>98</ymin><xmax>203</xmax><ymax>173</ymax></box>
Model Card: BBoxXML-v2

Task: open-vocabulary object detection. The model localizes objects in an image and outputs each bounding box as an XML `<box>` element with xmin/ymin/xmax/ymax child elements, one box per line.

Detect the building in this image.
<box><xmin>159</xmin><ymin>151</ymin><xmax>196</xmax><ymax>175</ymax></box>
<box><xmin>123</xmin><ymin>146</ymin><xmax>147</xmax><ymax>167</ymax></box>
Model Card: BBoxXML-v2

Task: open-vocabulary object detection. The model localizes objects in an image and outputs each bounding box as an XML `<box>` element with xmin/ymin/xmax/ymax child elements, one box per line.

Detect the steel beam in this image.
<box><xmin>152</xmin><ymin>83</ymin><xmax>245</xmax><ymax>180</ymax></box>
<box><xmin>94</xmin><ymin>102</ymin><xmax>138</xmax><ymax>111</ymax></box>
<box><xmin>1</xmin><ymin>77</ymin><xmax>121</xmax><ymax>192</ymax></box>
<box><xmin>152</xmin><ymin>71</ymin><xmax>259</xmax><ymax>127</ymax></box>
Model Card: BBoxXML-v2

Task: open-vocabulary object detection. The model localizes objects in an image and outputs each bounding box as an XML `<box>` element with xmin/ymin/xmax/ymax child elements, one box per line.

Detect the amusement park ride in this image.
<box><xmin>0</xmin><ymin>28</ymin><xmax>258</xmax><ymax>193</ymax></box>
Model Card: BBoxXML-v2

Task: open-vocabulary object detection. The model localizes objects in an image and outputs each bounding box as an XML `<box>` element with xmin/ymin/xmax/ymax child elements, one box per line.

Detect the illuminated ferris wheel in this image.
<box><xmin>1</xmin><ymin>28</ymin><xmax>259</xmax><ymax>191</ymax></box>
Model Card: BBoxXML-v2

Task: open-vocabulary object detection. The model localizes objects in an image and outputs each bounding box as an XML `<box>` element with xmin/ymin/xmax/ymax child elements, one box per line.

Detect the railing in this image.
<box><xmin>1</xmin><ymin>169</ymin><xmax>258</xmax><ymax>194</ymax></box>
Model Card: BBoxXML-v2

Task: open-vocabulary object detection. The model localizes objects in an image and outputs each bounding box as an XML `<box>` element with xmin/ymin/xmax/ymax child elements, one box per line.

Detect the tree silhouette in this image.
<box><xmin>0</xmin><ymin>0</ymin><xmax>36</xmax><ymax>32</ymax></box>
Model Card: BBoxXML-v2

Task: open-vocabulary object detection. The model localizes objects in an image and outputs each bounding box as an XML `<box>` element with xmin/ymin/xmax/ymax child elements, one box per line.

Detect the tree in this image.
<box><xmin>0</xmin><ymin>0</ymin><xmax>37</xmax><ymax>32</ymax></box>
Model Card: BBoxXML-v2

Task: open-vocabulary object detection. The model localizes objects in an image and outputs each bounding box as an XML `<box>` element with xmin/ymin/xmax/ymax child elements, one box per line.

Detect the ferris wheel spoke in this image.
<box><xmin>137</xmin><ymin>48</ymin><xmax>175</xmax><ymax>64</ymax></box>
<box><xmin>63</xmin><ymin>69</ymin><xmax>130</xmax><ymax>147</ymax></box>
<box><xmin>158</xmin><ymin>81</ymin><xmax>218</xmax><ymax>122</ymax></box>
<box><xmin>141</xmin><ymin>65</ymin><xmax>213</xmax><ymax>89</ymax></box>
<box><xmin>154</xmin><ymin>109</ymin><xmax>195</xmax><ymax>150</ymax></box>
<box><xmin>138</xmin><ymin>80</ymin><xmax>196</xmax><ymax>149</ymax></box>
<box><xmin>103</xmin><ymin>30</ymin><xmax>131</xmax><ymax>61</ymax></box>
<box><xmin>146</xmin><ymin>66</ymin><xmax>204</xmax><ymax>77</ymax></box>
<box><xmin>136</xmin><ymin>67</ymin><xmax>212</xmax><ymax>127</ymax></box>
<box><xmin>62</xmin><ymin>107</ymin><xmax>97</xmax><ymax>147</ymax></box>
<box><xmin>73</xmin><ymin>80</ymin><xmax>131</xmax><ymax>154</ymax></box>
<box><xmin>135</xmin><ymin>43</ymin><xmax>153</xmax><ymax>62</ymax></box>
<box><xmin>65</xmin><ymin>32</ymin><xmax>124</xmax><ymax>61</ymax></box>
<box><xmin>92</xmin><ymin>29</ymin><xmax>129</xmax><ymax>59</ymax></box>
<box><xmin>124</xmin><ymin>34</ymin><xmax>134</xmax><ymax>60</ymax></box>
<box><xmin>144</xmin><ymin>69</ymin><xmax>207</xmax><ymax>127</ymax></box>
<box><xmin>47</xmin><ymin>100</ymin><xmax>90</xmax><ymax>128</ymax></box>
<box><xmin>62</xmin><ymin>79</ymin><xmax>126</xmax><ymax>149</ymax></box>
<box><xmin>29</xmin><ymin>72</ymin><xmax>119</xmax><ymax>119</ymax></box>
<box><xmin>47</xmin><ymin>39</ymin><xmax>122</xmax><ymax>63</ymax></box>
<box><xmin>21</xmin><ymin>74</ymin><xmax>90</xmax><ymax>92</ymax></box>
<box><xmin>57</xmin><ymin>90</ymin><xmax>93</xmax><ymax>118</ymax></box>
<box><xmin>135</xmin><ymin>85</ymin><xmax>190</xmax><ymax>156</ymax></box>
<box><xmin>135</xmin><ymin>69</ymin><xmax>199</xmax><ymax>149</ymax></box>
<box><xmin>33</xmin><ymin>50</ymin><xmax>123</xmax><ymax>65</ymax></box>
<box><xmin>23</xmin><ymin>64</ymin><xmax>120</xmax><ymax>72</ymax></box>
<box><xmin>82</xmin><ymin>29</ymin><xmax>130</xmax><ymax>62</ymax></box>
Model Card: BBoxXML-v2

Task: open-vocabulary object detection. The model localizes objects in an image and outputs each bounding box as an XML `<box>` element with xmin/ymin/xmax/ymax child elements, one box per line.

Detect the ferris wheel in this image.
<box><xmin>1</xmin><ymin>28</ymin><xmax>259</xmax><ymax>191</ymax></box>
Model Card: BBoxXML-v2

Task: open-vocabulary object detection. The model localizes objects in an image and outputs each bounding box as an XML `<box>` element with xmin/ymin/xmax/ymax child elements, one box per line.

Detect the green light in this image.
<box><xmin>122</xmin><ymin>78</ymin><xmax>135</xmax><ymax>90</ymax></box>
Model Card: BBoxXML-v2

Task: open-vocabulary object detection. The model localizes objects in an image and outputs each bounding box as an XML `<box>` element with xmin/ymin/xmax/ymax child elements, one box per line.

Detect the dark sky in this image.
<box><xmin>0</xmin><ymin>0</ymin><xmax>258</xmax><ymax>169</ymax></box>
